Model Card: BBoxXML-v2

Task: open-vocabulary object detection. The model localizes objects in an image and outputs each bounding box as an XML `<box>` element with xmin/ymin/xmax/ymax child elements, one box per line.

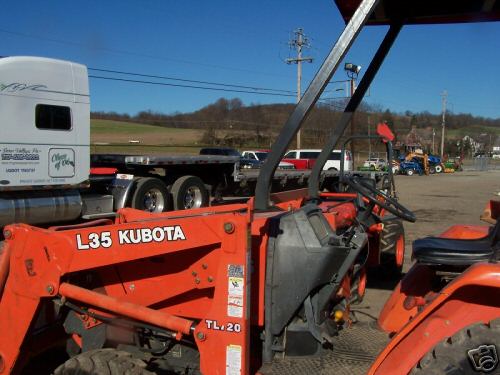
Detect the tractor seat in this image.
<box><xmin>413</xmin><ymin>221</ymin><xmax>500</xmax><ymax>267</ymax></box>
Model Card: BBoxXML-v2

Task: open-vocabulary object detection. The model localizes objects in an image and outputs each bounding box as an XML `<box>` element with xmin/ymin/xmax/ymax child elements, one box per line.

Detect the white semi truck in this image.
<box><xmin>0</xmin><ymin>56</ymin><xmax>246</xmax><ymax>228</ymax></box>
<box><xmin>0</xmin><ymin>56</ymin><xmax>385</xmax><ymax>229</ymax></box>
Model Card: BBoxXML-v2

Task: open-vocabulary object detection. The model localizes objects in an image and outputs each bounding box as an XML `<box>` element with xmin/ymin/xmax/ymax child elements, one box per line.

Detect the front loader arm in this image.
<box><xmin>0</xmin><ymin>204</ymin><xmax>251</xmax><ymax>375</ymax></box>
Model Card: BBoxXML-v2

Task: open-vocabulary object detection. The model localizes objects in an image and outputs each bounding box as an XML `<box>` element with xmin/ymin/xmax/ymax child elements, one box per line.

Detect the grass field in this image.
<box><xmin>90</xmin><ymin>119</ymin><xmax>203</xmax><ymax>154</ymax></box>
<box><xmin>446</xmin><ymin>125</ymin><xmax>500</xmax><ymax>138</ymax></box>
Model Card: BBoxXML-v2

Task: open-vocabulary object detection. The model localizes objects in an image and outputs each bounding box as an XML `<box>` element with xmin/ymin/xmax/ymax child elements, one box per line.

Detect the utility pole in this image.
<box><xmin>432</xmin><ymin>128</ymin><xmax>436</xmax><ymax>154</ymax></box>
<box><xmin>440</xmin><ymin>90</ymin><xmax>447</xmax><ymax>158</ymax></box>
<box><xmin>344</xmin><ymin>63</ymin><xmax>361</xmax><ymax>167</ymax></box>
<box><xmin>349</xmin><ymin>78</ymin><xmax>356</xmax><ymax>163</ymax></box>
<box><xmin>286</xmin><ymin>28</ymin><xmax>313</xmax><ymax>149</ymax></box>
<box><xmin>367</xmin><ymin>114</ymin><xmax>371</xmax><ymax>158</ymax></box>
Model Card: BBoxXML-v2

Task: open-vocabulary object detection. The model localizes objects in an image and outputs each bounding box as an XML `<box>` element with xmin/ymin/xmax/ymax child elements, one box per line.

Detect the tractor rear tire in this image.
<box><xmin>411</xmin><ymin>319</ymin><xmax>500</xmax><ymax>374</ymax></box>
<box><xmin>171</xmin><ymin>175</ymin><xmax>209</xmax><ymax>211</ymax></box>
<box><xmin>54</xmin><ymin>349</ymin><xmax>153</xmax><ymax>375</ymax></box>
<box><xmin>377</xmin><ymin>219</ymin><xmax>405</xmax><ymax>280</ymax></box>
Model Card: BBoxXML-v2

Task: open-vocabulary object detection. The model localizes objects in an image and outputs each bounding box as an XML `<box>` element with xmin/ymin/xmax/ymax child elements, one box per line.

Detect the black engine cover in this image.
<box><xmin>265</xmin><ymin>204</ymin><xmax>357</xmax><ymax>336</ymax></box>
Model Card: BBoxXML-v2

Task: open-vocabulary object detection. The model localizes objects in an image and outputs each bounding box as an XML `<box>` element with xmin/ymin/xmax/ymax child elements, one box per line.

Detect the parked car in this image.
<box><xmin>199</xmin><ymin>147</ymin><xmax>260</xmax><ymax>169</ymax></box>
<box><xmin>283</xmin><ymin>149</ymin><xmax>353</xmax><ymax>171</ymax></box>
<box><xmin>241</xmin><ymin>150</ymin><xmax>295</xmax><ymax>169</ymax></box>
<box><xmin>362</xmin><ymin>158</ymin><xmax>387</xmax><ymax>170</ymax></box>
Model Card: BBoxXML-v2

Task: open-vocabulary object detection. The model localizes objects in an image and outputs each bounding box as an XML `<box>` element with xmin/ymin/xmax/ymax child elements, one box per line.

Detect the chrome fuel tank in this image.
<box><xmin>0</xmin><ymin>190</ymin><xmax>82</xmax><ymax>227</ymax></box>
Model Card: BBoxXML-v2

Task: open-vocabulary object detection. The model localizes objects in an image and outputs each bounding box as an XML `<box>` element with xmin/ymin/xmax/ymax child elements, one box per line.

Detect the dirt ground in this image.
<box><xmin>359</xmin><ymin>169</ymin><xmax>500</xmax><ymax>318</ymax></box>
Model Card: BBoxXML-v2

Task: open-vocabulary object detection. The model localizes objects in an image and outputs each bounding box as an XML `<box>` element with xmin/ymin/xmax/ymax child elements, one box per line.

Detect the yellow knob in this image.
<box><xmin>334</xmin><ymin>310</ymin><xmax>344</xmax><ymax>322</ymax></box>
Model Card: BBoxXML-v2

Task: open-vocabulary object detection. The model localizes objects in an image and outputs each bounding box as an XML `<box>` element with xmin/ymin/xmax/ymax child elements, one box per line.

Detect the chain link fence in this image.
<box><xmin>464</xmin><ymin>157</ymin><xmax>500</xmax><ymax>171</ymax></box>
<box><xmin>471</xmin><ymin>157</ymin><xmax>490</xmax><ymax>171</ymax></box>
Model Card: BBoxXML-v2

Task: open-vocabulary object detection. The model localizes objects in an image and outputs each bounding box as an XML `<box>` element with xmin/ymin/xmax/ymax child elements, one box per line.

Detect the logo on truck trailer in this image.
<box><xmin>0</xmin><ymin>82</ymin><xmax>47</xmax><ymax>93</ymax></box>
<box><xmin>49</xmin><ymin>148</ymin><xmax>75</xmax><ymax>178</ymax></box>
<box><xmin>1</xmin><ymin>147</ymin><xmax>40</xmax><ymax>161</ymax></box>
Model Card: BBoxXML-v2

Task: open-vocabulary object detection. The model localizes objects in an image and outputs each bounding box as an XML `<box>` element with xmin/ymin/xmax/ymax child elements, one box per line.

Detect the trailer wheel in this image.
<box><xmin>376</xmin><ymin>219</ymin><xmax>404</xmax><ymax>279</ymax></box>
<box><xmin>131</xmin><ymin>177</ymin><xmax>170</xmax><ymax>213</ymax></box>
<box><xmin>412</xmin><ymin>319</ymin><xmax>500</xmax><ymax>374</ymax></box>
<box><xmin>54</xmin><ymin>349</ymin><xmax>153</xmax><ymax>375</ymax></box>
<box><xmin>435</xmin><ymin>164</ymin><xmax>443</xmax><ymax>173</ymax></box>
<box><xmin>171</xmin><ymin>175</ymin><xmax>209</xmax><ymax>210</ymax></box>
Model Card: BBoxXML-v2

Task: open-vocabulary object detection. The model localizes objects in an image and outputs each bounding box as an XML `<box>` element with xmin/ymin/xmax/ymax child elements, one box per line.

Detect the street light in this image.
<box><xmin>344</xmin><ymin>62</ymin><xmax>362</xmax><ymax>78</ymax></box>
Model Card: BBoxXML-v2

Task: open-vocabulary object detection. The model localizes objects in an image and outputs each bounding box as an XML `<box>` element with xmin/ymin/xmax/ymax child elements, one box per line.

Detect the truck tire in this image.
<box><xmin>406</xmin><ymin>169</ymin><xmax>414</xmax><ymax>176</ymax></box>
<box><xmin>377</xmin><ymin>219</ymin><xmax>405</xmax><ymax>279</ymax></box>
<box><xmin>171</xmin><ymin>175</ymin><xmax>209</xmax><ymax>210</ymax></box>
<box><xmin>54</xmin><ymin>349</ymin><xmax>153</xmax><ymax>375</ymax></box>
<box><xmin>435</xmin><ymin>165</ymin><xmax>443</xmax><ymax>173</ymax></box>
<box><xmin>412</xmin><ymin>319</ymin><xmax>500</xmax><ymax>374</ymax></box>
<box><xmin>131</xmin><ymin>177</ymin><xmax>170</xmax><ymax>213</ymax></box>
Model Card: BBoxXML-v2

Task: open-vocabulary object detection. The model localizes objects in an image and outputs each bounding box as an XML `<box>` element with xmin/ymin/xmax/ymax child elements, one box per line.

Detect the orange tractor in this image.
<box><xmin>1</xmin><ymin>1</ymin><xmax>500</xmax><ymax>374</ymax></box>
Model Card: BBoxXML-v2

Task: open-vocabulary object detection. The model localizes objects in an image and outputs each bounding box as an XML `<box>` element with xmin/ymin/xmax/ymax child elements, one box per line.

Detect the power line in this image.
<box><xmin>88</xmin><ymin>67</ymin><xmax>295</xmax><ymax>94</ymax></box>
<box><xmin>0</xmin><ymin>27</ymin><xmax>292</xmax><ymax>78</ymax></box>
<box><xmin>88</xmin><ymin>75</ymin><xmax>297</xmax><ymax>98</ymax></box>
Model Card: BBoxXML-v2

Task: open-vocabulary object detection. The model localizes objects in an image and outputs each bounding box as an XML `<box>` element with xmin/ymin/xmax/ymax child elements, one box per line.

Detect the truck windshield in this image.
<box><xmin>329</xmin><ymin>152</ymin><xmax>341</xmax><ymax>161</ymax></box>
<box><xmin>301</xmin><ymin>152</ymin><xmax>320</xmax><ymax>159</ymax></box>
<box><xmin>255</xmin><ymin>152</ymin><xmax>268</xmax><ymax>161</ymax></box>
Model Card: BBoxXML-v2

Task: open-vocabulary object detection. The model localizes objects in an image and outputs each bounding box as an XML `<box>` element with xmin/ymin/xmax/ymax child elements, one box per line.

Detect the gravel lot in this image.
<box><xmin>359</xmin><ymin>169</ymin><xmax>500</xmax><ymax>317</ymax></box>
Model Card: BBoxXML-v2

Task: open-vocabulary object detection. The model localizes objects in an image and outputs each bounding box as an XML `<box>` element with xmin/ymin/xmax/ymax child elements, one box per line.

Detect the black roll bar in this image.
<box><xmin>307</xmin><ymin>23</ymin><xmax>402</xmax><ymax>200</ymax></box>
<box><xmin>254</xmin><ymin>0</ymin><xmax>380</xmax><ymax>211</ymax></box>
<box><xmin>338</xmin><ymin>135</ymin><xmax>395</xmax><ymax>196</ymax></box>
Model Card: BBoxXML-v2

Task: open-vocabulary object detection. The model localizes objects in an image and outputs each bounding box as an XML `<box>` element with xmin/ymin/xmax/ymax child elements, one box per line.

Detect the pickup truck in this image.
<box><xmin>241</xmin><ymin>150</ymin><xmax>295</xmax><ymax>169</ymax></box>
<box><xmin>283</xmin><ymin>149</ymin><xmax>353</xmax><ymax>171</ymax></box>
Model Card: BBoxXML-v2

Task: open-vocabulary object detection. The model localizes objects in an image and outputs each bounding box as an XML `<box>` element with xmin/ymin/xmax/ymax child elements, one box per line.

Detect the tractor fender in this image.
<box><xmin>369</xmin><ymin>262</ymin><xmax>500</xmax><ymax>375</ymax></box>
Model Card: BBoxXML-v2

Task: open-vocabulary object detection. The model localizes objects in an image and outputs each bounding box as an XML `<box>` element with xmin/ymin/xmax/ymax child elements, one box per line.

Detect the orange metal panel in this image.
<box><xmin>371</xmin><ymin>263</ymin><xmax>500</xmax><ymax>375</ymax></box>
<box><xmin>439</xmin><ymin>224</ymin><xmax>490</xmax><ymax>239</ymax></box>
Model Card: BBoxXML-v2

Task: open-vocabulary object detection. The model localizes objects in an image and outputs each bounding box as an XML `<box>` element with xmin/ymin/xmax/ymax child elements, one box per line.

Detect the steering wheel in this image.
<box><xmin>345</xmin><ymin>176</ymin><xmax>416</xmax><ymax>222</ymax></box>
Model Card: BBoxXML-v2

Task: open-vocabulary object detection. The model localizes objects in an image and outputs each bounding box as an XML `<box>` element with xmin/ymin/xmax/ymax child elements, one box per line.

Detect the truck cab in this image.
<box><xmin>0</xmin><ymin>56</ymin><xmax>90</xmax><ymax>189</ymax></box>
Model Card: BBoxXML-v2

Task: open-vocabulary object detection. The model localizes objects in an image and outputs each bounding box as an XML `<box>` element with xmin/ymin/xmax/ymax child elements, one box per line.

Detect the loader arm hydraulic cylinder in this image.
<box><xmin>59</xmin><ymin>283</ymin><xmax>194</xmax><ymax>336</ymax></box>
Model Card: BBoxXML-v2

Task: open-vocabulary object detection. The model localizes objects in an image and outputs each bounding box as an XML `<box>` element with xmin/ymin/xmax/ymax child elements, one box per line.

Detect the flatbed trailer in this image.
<box><xmin>91</xmin><ymin>152</ymin><xmax>388</xmax><ymax>201</ymax></box>
<box><xmin>235</xmin><ymin>168</ymin><xmax>387</xmax><ymax>196</ymax></box>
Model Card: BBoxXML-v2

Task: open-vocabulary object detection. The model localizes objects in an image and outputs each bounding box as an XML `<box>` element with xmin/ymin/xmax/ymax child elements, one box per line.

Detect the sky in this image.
<box><xmin>2</xmin><ymin>0</ymin><xmax>500</xmax><ymax>119</ymax></box>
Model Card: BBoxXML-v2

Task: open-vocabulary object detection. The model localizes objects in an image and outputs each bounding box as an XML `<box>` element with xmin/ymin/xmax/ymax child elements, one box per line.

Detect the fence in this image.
<box><xmin>463</xmin><ymin>157</ymin><xmax>500</xmax><ymax>171</ymax></box>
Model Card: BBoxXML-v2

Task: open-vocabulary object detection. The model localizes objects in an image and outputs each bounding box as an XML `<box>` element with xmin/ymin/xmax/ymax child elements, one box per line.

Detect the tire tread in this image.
<box><xmin>54</xmin><ymin>349</ymin><xmax>153</xmax><ymax>375</ymax></box>
<box><xmin>411</xmin><ymin>319</ymin><xmax>500</xmax><ymax>374</ymax></box>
